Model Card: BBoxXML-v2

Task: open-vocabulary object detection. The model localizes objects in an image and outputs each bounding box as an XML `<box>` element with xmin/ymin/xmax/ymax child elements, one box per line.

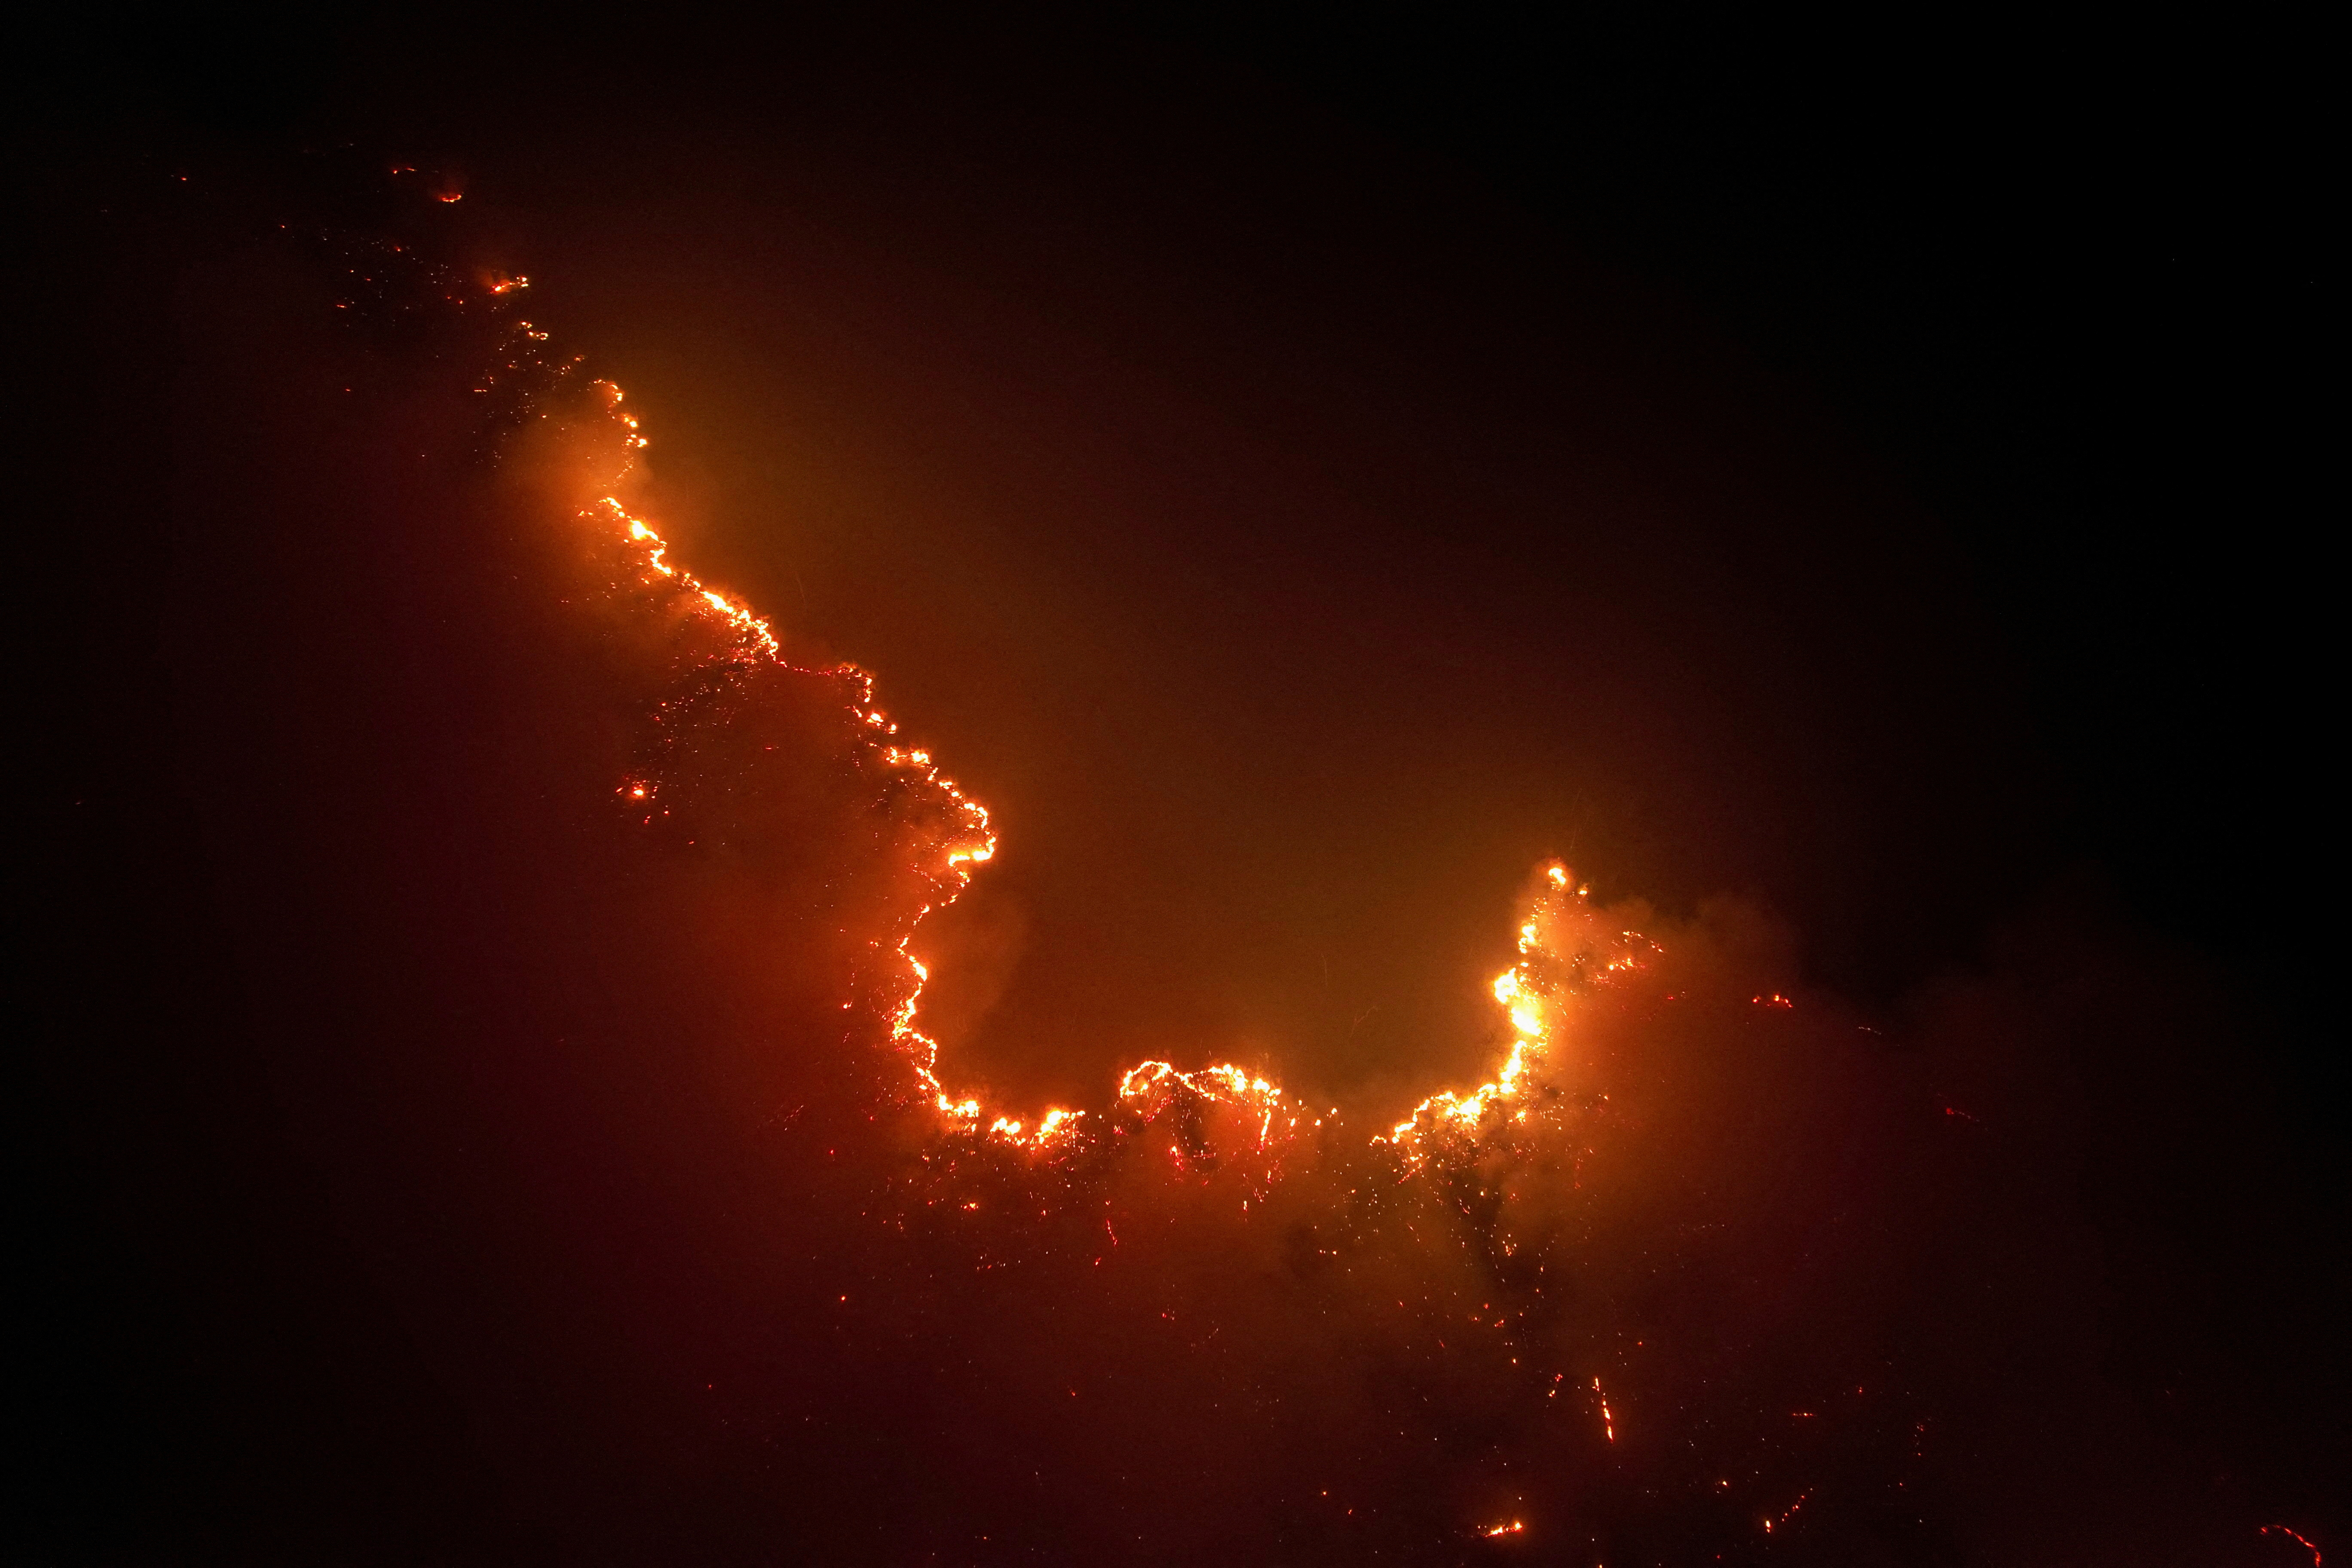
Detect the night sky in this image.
<box><xmin>14</xmin><ymin>11</ymin><xmax>2340</xmax><ymax>1564</ymax></box>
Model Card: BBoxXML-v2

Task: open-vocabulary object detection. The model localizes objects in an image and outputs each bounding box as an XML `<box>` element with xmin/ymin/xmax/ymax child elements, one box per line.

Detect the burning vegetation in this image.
<box><xmin>162</xmin><ymin>194</ymin><xmax>2322</xmax><ymax>1565</ymax></box>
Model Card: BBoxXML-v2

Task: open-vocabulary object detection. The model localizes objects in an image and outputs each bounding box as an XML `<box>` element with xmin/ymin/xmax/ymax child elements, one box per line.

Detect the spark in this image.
<box><xmin>1761</xmin><ymin>1487</ymin><xmax>1812</xmax><ymax>1534</ymax></box>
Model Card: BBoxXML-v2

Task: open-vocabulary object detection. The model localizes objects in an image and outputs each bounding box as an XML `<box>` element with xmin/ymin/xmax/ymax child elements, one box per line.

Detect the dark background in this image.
<box><xmin>11</xmin><ymin>7</ymin><xmax>2339</xmax><ymax>1562</ymax></box>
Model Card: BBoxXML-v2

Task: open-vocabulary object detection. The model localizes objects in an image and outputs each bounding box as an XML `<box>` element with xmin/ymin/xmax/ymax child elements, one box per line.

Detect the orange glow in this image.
<box><xmin>2265</xmin><ymin>1525</ymin><xmax>2323</xmax><ymax>1565</ymax></box>
<box><xmin>564</xmin><ymin>371</ymin><xmax>1662</xmax><ymax>1175</ymax></box>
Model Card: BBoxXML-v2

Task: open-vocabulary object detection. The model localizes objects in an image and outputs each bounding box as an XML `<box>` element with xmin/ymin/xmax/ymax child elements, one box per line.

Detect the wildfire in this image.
<box><xmin>430</xmin><ymin>251</ymin><xmax>1717</xmax><ymax>1538</ymax></box>
<box><xmin>564</xmin><ymin>382</ymin><xmax>1645</xmax><ymax>1169</ymax></box>
<box><xmin>294</xmin><ymin>199</ymin><xmax>2318</xmax><ymax>1562</ymax></box>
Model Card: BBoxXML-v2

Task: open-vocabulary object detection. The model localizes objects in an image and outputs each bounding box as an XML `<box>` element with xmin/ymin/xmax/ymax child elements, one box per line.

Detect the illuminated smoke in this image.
<box><xmin>273</xmin><ymin>213</ymin><xmax>2314</xmax><ymax>1562</ymax></box>
<box><xmin>506</xmin><ymin>326</ymin><xmax>1888</xmax><ymax>1550</ymax></box>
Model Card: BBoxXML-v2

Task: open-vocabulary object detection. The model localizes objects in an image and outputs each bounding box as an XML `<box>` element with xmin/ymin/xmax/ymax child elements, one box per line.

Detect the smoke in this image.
<box><xmin>45</xmin><ymin>169</ymin><xmax>2331</xmax><ymax>1565</ymax></box>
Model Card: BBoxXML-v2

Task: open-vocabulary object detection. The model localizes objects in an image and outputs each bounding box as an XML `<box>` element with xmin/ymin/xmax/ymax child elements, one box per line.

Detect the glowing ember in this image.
<box><xmin>2266</xmin><ymin>1525</ymin><xmax>2324</xmax><ymax>1566</ymax></box>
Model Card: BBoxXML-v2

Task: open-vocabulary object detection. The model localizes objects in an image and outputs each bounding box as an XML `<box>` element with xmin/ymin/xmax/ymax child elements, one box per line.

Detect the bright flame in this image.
<box><xmin>1382</xmin><ymin>863</ymin><xmax>1635</xmax><ymax>1154</ymax></box>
